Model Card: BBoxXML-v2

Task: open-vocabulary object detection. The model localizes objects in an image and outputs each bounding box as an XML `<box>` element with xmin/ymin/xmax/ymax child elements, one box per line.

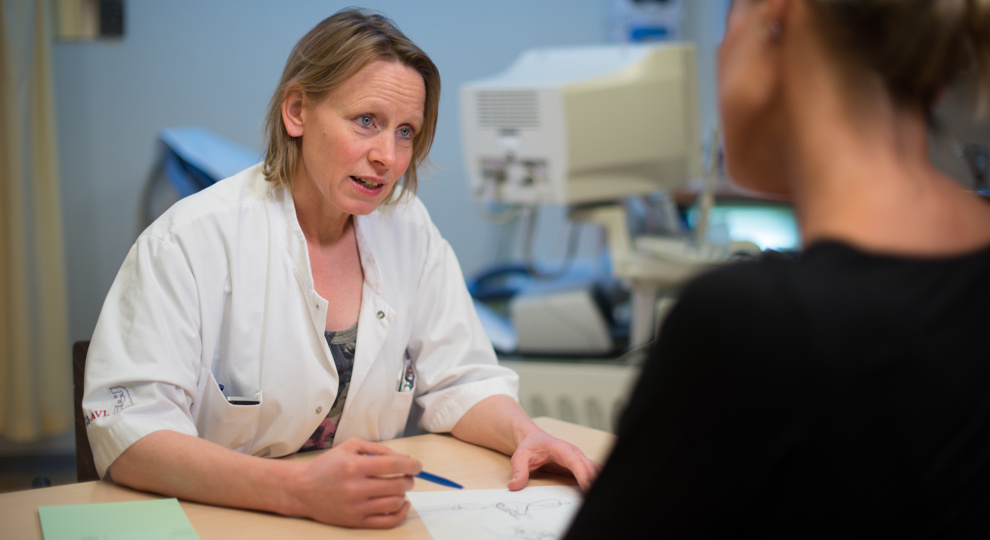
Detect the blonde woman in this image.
<box><xmin>84</xmin><ymin>8</ymin><xmax>598</xmax><ymax>529</ymax></box>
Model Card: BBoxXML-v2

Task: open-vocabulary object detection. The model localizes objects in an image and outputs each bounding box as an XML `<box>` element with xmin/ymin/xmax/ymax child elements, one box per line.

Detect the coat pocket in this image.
<box><xmin>380</xmin><ymin>390</ymin><xmax>415</xmax><ymax>440</ymax></box>
<box><xmin>197</xmin><ymin>371</ymin><xmax>263</xmax><ymax>453</ymax></box>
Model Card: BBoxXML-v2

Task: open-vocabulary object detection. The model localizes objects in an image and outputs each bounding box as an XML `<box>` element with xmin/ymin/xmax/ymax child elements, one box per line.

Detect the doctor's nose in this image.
<box><xmin>369</xmin><ymin>134</ymin><xmax>396</xmax><ymax>170</ymax></box>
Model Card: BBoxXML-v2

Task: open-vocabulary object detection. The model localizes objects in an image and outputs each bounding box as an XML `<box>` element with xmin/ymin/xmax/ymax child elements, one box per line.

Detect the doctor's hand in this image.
<box><xmin>288</xmin><ymin>438</ymin><xmax>421</xmax><ymax>529</ymax></box>
<box><xmin>508</xmin><ymin>430</ymin><xmax>601</xmax><ymax>492</ymax></box>
<box><xmin>450</xmin><ymin>395</ymin><xmax>601</xmax><ymax>493</ymax></box>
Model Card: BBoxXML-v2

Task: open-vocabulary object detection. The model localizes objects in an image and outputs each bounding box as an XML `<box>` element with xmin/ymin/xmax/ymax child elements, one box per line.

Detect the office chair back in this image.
<box><xmin>73</xmin><ymin>341</ymin><xmax>100</xmax><ymax>482</ymax></box>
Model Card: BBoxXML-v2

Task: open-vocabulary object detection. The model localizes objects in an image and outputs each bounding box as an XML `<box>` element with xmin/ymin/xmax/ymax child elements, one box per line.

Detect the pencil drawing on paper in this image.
<box><xmin>408</xmin><ymin>486</ymin><xmax>583</xmax><ymax>540</ymax></box>
<box><xmin>452</xmin><ymin>498</ymin><xmax>571</xmax><ymax>519</ymax></box>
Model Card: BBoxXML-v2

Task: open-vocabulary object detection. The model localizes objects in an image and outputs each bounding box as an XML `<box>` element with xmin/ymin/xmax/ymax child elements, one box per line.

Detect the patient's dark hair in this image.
<box><xmin>809</xmin><ymin>0</ymin><xmax>990</xmax><ymax>114</ymax></box>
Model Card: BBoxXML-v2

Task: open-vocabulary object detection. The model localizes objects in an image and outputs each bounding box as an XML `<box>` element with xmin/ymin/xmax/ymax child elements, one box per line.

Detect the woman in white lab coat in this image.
<box><xmin>83</xmin><ymin>8</ymin><xmax>598</xmax><ymax>529</ymax></box>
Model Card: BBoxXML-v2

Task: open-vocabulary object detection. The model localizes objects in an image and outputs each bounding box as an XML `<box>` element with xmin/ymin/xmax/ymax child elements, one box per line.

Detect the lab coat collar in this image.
<box><xmin>343</xmin><ymin>213</ymin><xmax>393</xmax><ymax>425</ymax></box>
<box><xmin>275</xmin><ymin>180</ymin><xmax>396</xmax><ymax>433</ymax></box>
<box><xmin>275</xmin><ymin>180</ymin><xmax>386</xmax><ymax>301</ymax></box>
<box><xmin>274</xmin><ymin>184</ymin><xmax>332</xmax><ymax>344</ymax></box>
<box><xmin>353</xmin><ymin>214</ymin><xmax>384</xmax><ymax>299</ymax></box>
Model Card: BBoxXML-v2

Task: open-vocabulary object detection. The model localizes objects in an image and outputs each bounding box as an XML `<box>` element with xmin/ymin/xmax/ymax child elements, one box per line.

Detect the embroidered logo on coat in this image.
<box><xmin>109</xmin><ymin>386</ymin><xmax>134</xmax><ymax>414</ymax></box>
<box><xmin>84</xmin><ymin>409</ymin><xmax>109</xmax><ymax>425</ymax></box>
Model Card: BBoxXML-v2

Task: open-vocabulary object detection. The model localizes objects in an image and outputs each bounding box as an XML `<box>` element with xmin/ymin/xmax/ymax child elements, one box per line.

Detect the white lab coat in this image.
<box><xmin>83</xmin><ymin>164</ymin><xmax>518</xmax><ymax>478</ymax></box>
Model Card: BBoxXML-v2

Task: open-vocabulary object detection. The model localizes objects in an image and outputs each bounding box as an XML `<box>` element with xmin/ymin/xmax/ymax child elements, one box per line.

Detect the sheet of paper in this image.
<box><xmin>39</xmin><ymin>498</ymin><xmax>199</xmax><ymax>540</ymax></box>
<box><xmin>408</xmin><ymin>486</ymin><xmax>583</xmax><ymax>540</ymax></box>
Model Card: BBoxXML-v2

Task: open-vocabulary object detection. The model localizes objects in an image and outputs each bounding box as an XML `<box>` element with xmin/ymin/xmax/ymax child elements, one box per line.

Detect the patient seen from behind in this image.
<box><xmin>567</xmin><ymin>0</ymin><xmax>990</xmax><ymax>536</ymax></box>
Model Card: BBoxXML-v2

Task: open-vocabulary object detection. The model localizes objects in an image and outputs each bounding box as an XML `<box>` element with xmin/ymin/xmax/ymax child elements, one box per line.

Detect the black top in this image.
<box><xmin>565</xmin><ymin>241</ymin><xmax>990</xmax><ymax>538</ymax></box>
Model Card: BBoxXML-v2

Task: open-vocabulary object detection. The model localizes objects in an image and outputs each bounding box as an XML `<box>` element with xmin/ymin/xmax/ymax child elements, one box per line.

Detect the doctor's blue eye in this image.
<box><xmin>358</xmin><ymin>115</ymin><xmax>373</xmax><ymax>127</ymax></box>
<box><xmin>398</xmin><ymin>126</ymin><xmax>413</xmax><ymax>138</ymax></box>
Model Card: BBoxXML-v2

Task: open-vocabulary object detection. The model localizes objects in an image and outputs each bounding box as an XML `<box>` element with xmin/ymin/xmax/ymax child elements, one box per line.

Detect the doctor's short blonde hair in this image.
<box><xmin>261</xmin><ymin>8</ymin><xmax>440</xmax><ymax>203</ymax></box>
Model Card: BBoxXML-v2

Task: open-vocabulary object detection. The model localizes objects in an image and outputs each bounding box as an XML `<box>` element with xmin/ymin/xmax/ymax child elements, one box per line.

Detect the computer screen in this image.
<box><xmin>686</xmin><ymin>201</ymin><xmax>800</xmax><ymax>252</ymax></box>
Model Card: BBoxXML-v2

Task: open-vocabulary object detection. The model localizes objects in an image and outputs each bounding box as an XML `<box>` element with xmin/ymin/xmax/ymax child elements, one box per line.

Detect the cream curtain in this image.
<box><xmin>0</xmin><ymin>0</ymin><xmax>72</xmax><ymax>442</ymax></box>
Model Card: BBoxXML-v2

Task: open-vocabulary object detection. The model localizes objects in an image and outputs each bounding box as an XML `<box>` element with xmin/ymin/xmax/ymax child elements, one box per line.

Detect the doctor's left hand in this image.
<box><xmin>507</xmin><ymin>430</ymin><xmax>601</xmax><ymax>492</ymax></box>
<box><xmin>450</xmin><ymin>394</ymin><xmax>601</xmax><ymax>492</ymax></box>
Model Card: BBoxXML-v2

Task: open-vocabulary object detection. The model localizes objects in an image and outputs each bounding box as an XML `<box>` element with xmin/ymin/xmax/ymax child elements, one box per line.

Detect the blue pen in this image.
<box><xmin>368</xmin><ymin>454</ymin><xmax>463</xmax><ymax>489</ymax></box>
<box><xmin>415</xmin><ymin>470</ymin><xmax>463</xmax><ymax>489</ymax></box>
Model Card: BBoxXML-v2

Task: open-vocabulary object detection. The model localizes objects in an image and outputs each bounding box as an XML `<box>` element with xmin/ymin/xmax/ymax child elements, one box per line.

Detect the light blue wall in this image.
<box><xmin>54</xmin><ymin>0</ymin><xmax>728</xmax><ymax>343</ymax></box>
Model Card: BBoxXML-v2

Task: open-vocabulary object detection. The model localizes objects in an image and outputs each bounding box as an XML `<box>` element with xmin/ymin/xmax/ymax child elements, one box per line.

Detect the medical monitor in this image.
<box><xmin>461</xmin><ymin>43</ymin><xmax>700</xmax><ymax>205</ymax></box>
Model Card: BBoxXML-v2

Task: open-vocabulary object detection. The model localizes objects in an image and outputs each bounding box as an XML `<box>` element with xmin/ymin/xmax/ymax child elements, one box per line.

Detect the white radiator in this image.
<box><xmin>501</xmin><ymin>360</ymin><xmax>641</xmax><ymax>433</ymax></box>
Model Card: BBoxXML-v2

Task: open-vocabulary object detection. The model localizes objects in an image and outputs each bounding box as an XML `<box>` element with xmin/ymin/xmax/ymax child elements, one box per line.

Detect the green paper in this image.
<box><xmin>39</xmin><ymin>498</ymin><xmax>199</xmax><ymax>540</ymax></box>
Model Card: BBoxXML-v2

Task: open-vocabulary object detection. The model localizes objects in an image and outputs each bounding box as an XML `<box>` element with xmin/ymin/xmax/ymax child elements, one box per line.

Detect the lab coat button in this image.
<box><xmin>315</xmin><ymin>407</ymin><xmax>322</xmax><ymax>415</ymax></box>
<box><xmin>376</xmin><ymin>311</ymin><xmax>385</xmax><ymax>319</ymax></box>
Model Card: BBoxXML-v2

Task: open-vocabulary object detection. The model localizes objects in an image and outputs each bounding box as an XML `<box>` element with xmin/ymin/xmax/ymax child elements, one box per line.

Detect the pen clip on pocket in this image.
<box><xmin>397</xmin><ymin>354</ymin><xmax>414</xmax><ymax>392</ymax></box>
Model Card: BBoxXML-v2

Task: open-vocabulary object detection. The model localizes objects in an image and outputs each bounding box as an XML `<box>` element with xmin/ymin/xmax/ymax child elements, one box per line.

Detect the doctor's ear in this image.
<box><xmin>282</xmin><ymin>85</ymin><xmax>306</xmax><ymax>138</ymax></box>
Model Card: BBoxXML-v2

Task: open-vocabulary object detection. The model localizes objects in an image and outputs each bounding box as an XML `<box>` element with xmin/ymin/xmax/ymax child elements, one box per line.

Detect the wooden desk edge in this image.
<box><xmin>0</xmin><ymin>417</ymin><xmax>614</xmax><ymax>539</ymax></box>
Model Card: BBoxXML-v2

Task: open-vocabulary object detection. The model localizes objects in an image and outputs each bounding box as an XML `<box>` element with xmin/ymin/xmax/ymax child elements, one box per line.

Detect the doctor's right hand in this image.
<box><xmin>286</xmin><ymin>438</ymin><xmax>421</xmax><ymax>529</ymax></box>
